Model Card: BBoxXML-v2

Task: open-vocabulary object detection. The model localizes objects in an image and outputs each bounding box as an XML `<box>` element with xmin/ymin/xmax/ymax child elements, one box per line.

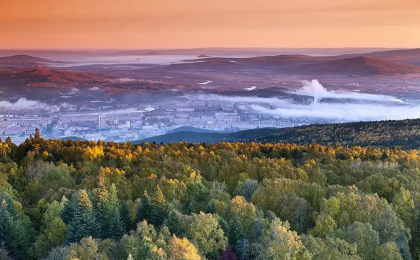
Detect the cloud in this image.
<box><xmin>0</xmin><ymin>98</ymin><xmax>46</xmax><ymax>110</ymax></box>
<box><xmin>291</xmin><ymin>80</ymin><xmax>404</xmax><ymax>104</ymax></box>
<box><xmin>250</xmin><ymin>103</ymin><xmax>420</xmax><ymax>121</ymax></box>
<box><xmin>89</xmin><ymin>87</ymin><xmax>100</xmax><ymax>91</ymax></box>
<box><xmin>194</xmin><ymin>80</ymin><xmax>420</xmax><ymax>122</ymax></box>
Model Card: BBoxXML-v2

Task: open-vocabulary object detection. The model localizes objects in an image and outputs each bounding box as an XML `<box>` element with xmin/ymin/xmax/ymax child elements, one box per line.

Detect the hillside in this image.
<box><xmin>364</xmin><ymin>48</ymin><xmax>420</xmax><ymax>66</ymax></box>
<box><xmin>1</xmin><ymin>132</ymin><xmax>420</xmax><ymax>259</ymax></box>
<box><xmin>0</xmin><ymin>55</ymin><xmax>57</xmax><ymax>67</ymax></box>
<box><xmin>138</xmin><ymin>118</ymin><xmax>420</xmax><ymax>149</ymax></box>
<box><xmin>296</xmin><ymin>56</ymin><xmax>420</xmax><ymax>76</ymax></box>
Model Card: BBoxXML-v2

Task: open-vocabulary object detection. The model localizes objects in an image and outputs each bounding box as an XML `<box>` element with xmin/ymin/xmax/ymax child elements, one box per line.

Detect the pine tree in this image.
<box><xmin>219</xmin><ymin>217</ymin><xmax>230</xmax><ymax>239</ymax></box>
<box><xmin>66</xmin><ymin>190</ymin><xmax>95</xmax><ymax>244</ymax></box>
<box><xmin>229</xmin><ymin>216</ymin><xmax>244</xmax><ymax>246</ymax></box>
<box><xmin>120</xmin><ymin>200</ymin><xmax>133</xmax><ymax>232</ymax></box>
<box><xmin>205</xmin><ymin>202</ymin><xmax>214</xmax><ymax>213</ymax></box>
<box><xmin>94</xmin><ymin>170</ymin><xmax>112</xmax><ymax>239</ymax></box>
<box><xmin>61</xmin><ymin>198</ymin><xmax>77</xmax><ymax>225</ymax></box>
<box><xmin>0</xmin><ymin>200</ymin><xmax>13</xmax><ymax>251</ymax></box>
<box><xmin>136</xmin><ymin>191</ymin><xmax>151</xmax><ymax>224</ymax></box>
<box><xmin>108</xmin><ymin>210</ymin><xmax>125</xmax><ymax>240</ymax></box>
<box><xmin>187</xmin><ymin>201</ymin><xmax>196</xmax><ymax>215</ymax></box>
<box><xmin>149</xmin><ymin>186</ymin><xmax>168</xmax><ymax>227</ymax></box>
<box><xmin>167</xmin><ymin>211</ymin><xmax>186</xmax><ymax>237</ymax></box>
<box><xmin>398</xmin><ymin>232</ymin><xmax>412</xmax><ymax>260</ymax></box>
<box><xmin>251</xmin><ymin>216</ymin><xmax>263</xmax><ymax>242</ymax></box>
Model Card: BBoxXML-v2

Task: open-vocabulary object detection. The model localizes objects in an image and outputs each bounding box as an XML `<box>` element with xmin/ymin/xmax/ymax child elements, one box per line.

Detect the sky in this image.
<box><xmin>0</xmin><ymin>0</ymin><xmax>419</xmax><ymax>49</ymax></box>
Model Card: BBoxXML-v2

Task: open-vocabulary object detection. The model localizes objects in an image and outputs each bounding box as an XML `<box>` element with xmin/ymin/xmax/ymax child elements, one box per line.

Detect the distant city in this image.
<box><xmin>0</xmin><ymin>98</ymin><xmax>318</xmax><ymax>144</ymax></box>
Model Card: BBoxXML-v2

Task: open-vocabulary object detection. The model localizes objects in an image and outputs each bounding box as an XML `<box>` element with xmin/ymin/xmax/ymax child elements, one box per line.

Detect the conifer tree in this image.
<box><xmin>120</xmin><ymin>200</ymin><xmax>133</xmax><ymax>232</ymax></box>
<box><xmin>229</xmin><ymin>215</ymin><xmax>244</xmax><ymax>246</ymax></box>
<box><xmin>66</xmin><ymin>190</ymin><xmax>96</xmax><ymax>244</ymax></box>
<box><xmin>108</xmin><ymin>209</ymin><xmax>125</xmax><ymax>240</ymax></box>
<box><xmin>136</xmin><ymin>190</ymin><xmax>151</xmax><ymax>224</ymax></box>
<box><xmin>219</xmin><ymin>217</ymin><xmax>230</xmax><ymax>238</ymax></box>
<box><xmin>94</xmin><ymin>169</ymin><xmax>112</xmax><ymax>238</ymax></box>
<box><xmin>0</xmin><ymin>199</ymin><xmax>13</xmax><ymax>252</ymax></box>
<box><xmin>149</xmin><ymin>185</ymin><xmax>169</xmax><ymax>227</ymax></box>
<box><xmin>167</xmin><ymin>211</ymin><xmax>186</xmax><ymax>237</ymax></box>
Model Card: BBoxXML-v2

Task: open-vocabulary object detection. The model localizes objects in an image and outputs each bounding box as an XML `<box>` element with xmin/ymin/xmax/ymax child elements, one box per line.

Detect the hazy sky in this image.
<box><xmin>1</xmin><ymin>0</ymin><xmax>419</xmax><ymax>49</ymax></box>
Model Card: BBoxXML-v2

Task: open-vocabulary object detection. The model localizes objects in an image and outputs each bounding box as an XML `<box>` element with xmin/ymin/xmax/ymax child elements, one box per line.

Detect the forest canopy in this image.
<box><xmin>1</xmin><ymin>134</ymin><xmax>420</xmax><ymax>259</ymax></box>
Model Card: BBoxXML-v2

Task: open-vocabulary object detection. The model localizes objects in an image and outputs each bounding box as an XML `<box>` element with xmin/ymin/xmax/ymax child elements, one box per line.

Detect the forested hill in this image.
<box><xmin>138</xmin><ymin>118</ymin><xmax>420</xmax><ymax>149</ymax></box>
<box><xmin>1</xmin><ymin>136</ymin><xmax>420</xmax><ymax>259</ymax></box>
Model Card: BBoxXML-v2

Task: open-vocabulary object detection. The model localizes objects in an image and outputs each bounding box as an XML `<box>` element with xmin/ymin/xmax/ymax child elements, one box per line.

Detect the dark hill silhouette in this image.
<box><xmin>136</xmin><ymin>118</ymin><xmax>420</xmax><ymax>149</ymax></box>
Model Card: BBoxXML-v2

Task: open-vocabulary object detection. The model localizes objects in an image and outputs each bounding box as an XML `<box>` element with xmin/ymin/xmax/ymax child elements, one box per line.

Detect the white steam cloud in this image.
<box><xmin>0</xmin><ymin>98</ymin><xmax>47</xmax><ymax>110</ymax></box>
<box><xmin>292</xmin><ymin>80</ymin><xmax>404</xmax><ymax>104</ymax></box>
<box><xmin>250</xmin><ymin>104</ymin><xmax>420</xmax><ymax>121</ymax></box>
<box><xmin>194</xmin><ymin>80</ymin><xmax>420</xmax><ymax>122</ymax></box>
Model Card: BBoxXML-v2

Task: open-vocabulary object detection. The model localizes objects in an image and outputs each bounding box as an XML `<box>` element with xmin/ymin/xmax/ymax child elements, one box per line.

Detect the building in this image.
<box><xmin>98</xmin><ymin>115</ymin><xmax>107</xmax><ymax>130</ymax></box>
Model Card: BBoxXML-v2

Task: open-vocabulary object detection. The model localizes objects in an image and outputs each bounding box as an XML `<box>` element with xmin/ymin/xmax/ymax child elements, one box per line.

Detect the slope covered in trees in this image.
<box><xmin>1</xmin><ymin>135</ymin><xmax>420</xmax><ymax>259</ymax></box>
<box><xmin>139</xmin><ymin>118</ymin><xmax>420</xmax><ymax>149</ymax></box>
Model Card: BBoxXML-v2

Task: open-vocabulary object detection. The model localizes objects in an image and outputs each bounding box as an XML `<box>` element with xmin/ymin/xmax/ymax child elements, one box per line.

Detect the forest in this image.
<box><xmin>140</xmin><ymin>118</ymin><xmax>420</xmax><ymax>149</ymax></box>
<box><xmin>1</xmin><ymin>130</ymin><xmax>420</xmax><ymax>259</ymax></box>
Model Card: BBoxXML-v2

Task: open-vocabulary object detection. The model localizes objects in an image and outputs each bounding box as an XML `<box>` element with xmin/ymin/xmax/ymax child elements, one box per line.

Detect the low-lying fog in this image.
<box><xmin>192</xmin><ymin>80</ymin><xmax>420</xmax><ymax>122</ymax></box>
<box><xmin>2</xmin><ymin>79</ymin><xmax>420</xmax><ymax>123</ymax></box>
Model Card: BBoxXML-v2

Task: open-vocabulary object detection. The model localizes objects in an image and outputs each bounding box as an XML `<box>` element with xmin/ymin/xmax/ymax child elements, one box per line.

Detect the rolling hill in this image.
<box><xmin>0</xmin><ymin>55</ymin><xmax>59</xmax><ymax>67</ymax></box>
<box><xmin>136</xmin><ymin>118</ymin><xmax>420</xmax><ymax>149</ymax></box>
<box><xmin>296</xmin><ymin>56</ymin><xmax>420</xmax><ymax>76</ymax></box>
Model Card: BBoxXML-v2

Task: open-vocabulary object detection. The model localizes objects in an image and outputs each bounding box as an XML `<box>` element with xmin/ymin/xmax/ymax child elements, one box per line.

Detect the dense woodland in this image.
<box><xmin>2</xmin><ymin>131</ymin><xmax>420</xmax><ymax>259</ymax></box>
<box><xmin>140</xmin><ymin>119</ymin><xmax>420</xmax><ymax>149</ymax></box>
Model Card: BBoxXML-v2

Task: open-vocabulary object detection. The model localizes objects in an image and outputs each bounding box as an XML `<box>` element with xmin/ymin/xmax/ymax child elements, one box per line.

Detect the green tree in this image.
<box><xmin>136</xmin><ymin>190</ymin><xmax>151</xmax><ymax>224</ymax></box>
<box><xmin>66</xmin><ymin>190</ymin><xmax>96</xmax><ymax>243</ymax></box>
<box><xmin>108</xmin><ymin>209</ymin><xmax>125</xmax><ymax>240</ymax></box>
<box><xmin>167</xmin><ymin>211</ymin><xmax>186</xmax><ymax>237</ymax></box>
<box><xmin>374</xmin><ymin>242</ymin><xmax>403</xmax><ymax>260</ymax></box>
<box><xmin>188</xmin><ymin>212</ymin><xmax>228</xmax><ymax>256</ymax></box>
<box><xmin>229</xmin><ymin>215</ymin><xmax>244</xmax><ymax>246</ymax></box>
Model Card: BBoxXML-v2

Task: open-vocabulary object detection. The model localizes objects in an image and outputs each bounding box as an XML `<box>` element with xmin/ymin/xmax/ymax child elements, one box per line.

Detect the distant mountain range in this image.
<box><xmin>136</xmin><ymin>118</ymin><xmax>420</xmax><ymax>149</ymax></box>
<box><xmin>0</xmin><ymin>48</ymin><xmax>419</xmax><ymax>96</ymax></box>
<box><xmin>170</xmin><ymin>50</ymin><xmax>420</xmax><ymax>76</ymax></box>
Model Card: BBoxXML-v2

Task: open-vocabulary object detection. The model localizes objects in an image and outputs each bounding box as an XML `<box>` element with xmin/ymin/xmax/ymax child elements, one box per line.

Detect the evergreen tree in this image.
<box><xmin>229</xmin><ymin>215</ymin><xmax>244</xmax><ymax>246</ymax></box>
<box><xmin>61</xmin><ymin>197</ymin><xmax>77</xmax><ymax>225</ymax></box>
<box><xmin>108</xmin><ymin>210</ymin><xmax>125</xmax><ymax>240</ymax></box>
<box><xmin>250</xmin><ymin>216</ymin><xmax>263</xmax><ymax>242</ymax></box>
<box><xmin>235</xmin><ymin>239</ymin><xmax>250</xmax><ymax>260</ymax></box>
<box><xmin>136</xmin><ymin>190</ymin><xmax>151</xmax><ymax>224</ymax></box>
<box><xmin>0</xmin><ymin>200</ymin><xmax>13</xmax><ymax>252</ymax></box>
<box><xmin>66</xmin><ymin>190</ymin><xmax>96</xmax><ymax>244</ymax></box>
<box><xmin>187</xmin><ymin>201</ymin><xmax>196</xmax><ymax>215</ymax></box>
<box><xmin>94</xmin><ymin>170</ymin><xmax>112</xmax><ymax>239</ymax></box>
<box><xmin>398</xmin><ymin>232</ymin><xmax>412</xmax><ymax>260</ymax></box>
<box><xmin>120</xmin><ymin>200</ymin><xmax>133</xmax><ymax>232</ymax></box>
<box><xmin>149</xmin><ymin>186</ymin><xmax>168</xmax><ymax>227</ymax></box>
<box><xmin>167</xmin><ymin>211</ymin><xmax>186</xmax><ymax>237</ymax></box>
<box><xmin>219</xmin><ymin>217</ymin><xmax>230</xmax><ymax>239</ymax></box>
<box><xmin>205</xmin><ymin>202</ymin><xmax>215</xmax><ymax>213</ymax></box>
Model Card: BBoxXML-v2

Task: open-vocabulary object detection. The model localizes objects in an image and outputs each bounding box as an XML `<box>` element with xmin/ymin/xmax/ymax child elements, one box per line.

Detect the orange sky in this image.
<box><xmin>0</xmin><ymin>0</ymin><xmax>419</xmax><ymax>49</ymax></box>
